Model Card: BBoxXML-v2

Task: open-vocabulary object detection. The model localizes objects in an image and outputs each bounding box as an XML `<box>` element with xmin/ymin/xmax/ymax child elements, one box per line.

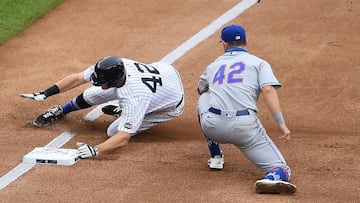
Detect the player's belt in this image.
<box><xmin>209</xmin><ymin>107</ymin><xmax>249</xmax><ymax>116</ymax></box>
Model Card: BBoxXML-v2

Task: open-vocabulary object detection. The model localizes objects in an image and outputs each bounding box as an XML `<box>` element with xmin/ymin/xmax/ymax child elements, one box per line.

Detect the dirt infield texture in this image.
<box><xmin>0</xmin><ymin>0</ymin><xmax>359</xmax><ymax>202</ymax></box>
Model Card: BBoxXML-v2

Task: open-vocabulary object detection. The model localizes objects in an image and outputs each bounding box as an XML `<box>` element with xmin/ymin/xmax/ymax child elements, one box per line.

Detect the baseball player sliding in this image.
<box><xmin>197</xmin><ymin>25</ymin><xmax>297</xmax><ymax>194</ymax></box>
<box><xmin>21</xmin><ymin>56</ymin><xmax>185</xmax><ymax>159</ymax></box>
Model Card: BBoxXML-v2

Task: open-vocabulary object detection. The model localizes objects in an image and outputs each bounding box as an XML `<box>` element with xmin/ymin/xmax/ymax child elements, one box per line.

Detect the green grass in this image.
<box><xmin>0</xmin><ymin>0</ymin><xmax>64</xmax><ymax>44</ymax></box>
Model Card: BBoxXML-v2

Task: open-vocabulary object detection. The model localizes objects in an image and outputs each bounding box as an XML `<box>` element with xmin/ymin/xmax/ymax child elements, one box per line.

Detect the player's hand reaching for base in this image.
<box><xmin>76</xmin><ymin>142</ymin><xmax>99</xmax><ymax>159</ymax></box>
<box><xmin>19</xmin><ymin>92</ymin><xmax>47</xmax><ymax>101</ymax></box>
<box><xmin>279</xmin><ymin>124</ymin><xmax>291</xmax><ymax>142</ymax></box>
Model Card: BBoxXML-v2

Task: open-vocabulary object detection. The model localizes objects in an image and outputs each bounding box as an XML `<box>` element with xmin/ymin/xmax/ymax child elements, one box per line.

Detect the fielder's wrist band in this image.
<box><xmin>273</xmin><ymin>112</ymin><xmax>285</xmax><ymax>125</ymax></box>
<box><xmin>43</xmin><ymin>85</ymin><xmax>60</xmax><ymax>97</ymax></box>
<box><xmin>93</xmin><ymin>146</ymin><xmax>99</xmax><ymax>156</ymax></box>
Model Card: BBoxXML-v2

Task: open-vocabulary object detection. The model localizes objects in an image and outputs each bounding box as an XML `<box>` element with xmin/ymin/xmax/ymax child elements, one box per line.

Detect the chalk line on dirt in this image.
<box><xmin>0</xmin><ymin>0</ymin><xmax>259</xmax><ymax>190</ymax></box>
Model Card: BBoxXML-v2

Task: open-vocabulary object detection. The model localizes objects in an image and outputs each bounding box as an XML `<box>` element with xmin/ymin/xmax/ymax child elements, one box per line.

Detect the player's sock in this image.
<box><xmin>264</xmin><ymin>167</ymin><xmax>289</xmax><ymax>181</ymax></box>
<box><xmin>61</xmin><ymin>93</ymin><xmax>92</xmax><ymax>114</ymax></box>
<box><xmin>204</xmin><ymin>134</ymin><xmax>222</xmax><ymax>158</ymax></box>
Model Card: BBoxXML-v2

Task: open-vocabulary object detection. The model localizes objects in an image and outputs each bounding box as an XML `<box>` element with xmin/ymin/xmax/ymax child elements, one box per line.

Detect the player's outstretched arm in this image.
<box><xmin>261</xmin><ymin>85</ymin><xmax>291</xmax><ymax>141</ymax></box>
<box><xmin>20</xmin><ymin>71</ymin><xmax>87</xmax><ymax>101</ymax></box>
<box><xmin>54</xmin><ymin>71</ymin><xmax>88</xmax><ymax>92</ymax></box>
<box><xmin>76</xmin><ymin>131</ymin><xmax>132</xmax><ymax>159</ymax></box>
<box><xmin>96</xmin><ymin>131</ymin><xmax>132</xmax><ymax>154</ymax></box>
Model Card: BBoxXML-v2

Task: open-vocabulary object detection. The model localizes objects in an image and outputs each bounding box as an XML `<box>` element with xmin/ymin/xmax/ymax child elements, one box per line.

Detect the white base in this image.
<box><xmin>23</xmin><ymin>147</ymin><xmax>79</xmax><ymax>166</ymax></box>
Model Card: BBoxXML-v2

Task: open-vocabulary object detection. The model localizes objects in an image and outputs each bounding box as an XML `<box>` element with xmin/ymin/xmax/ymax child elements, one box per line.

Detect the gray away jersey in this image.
<box><xmin>198</xmin><ymin>50</ymin><xmax>281</xmax><ymax>112</ymax></box>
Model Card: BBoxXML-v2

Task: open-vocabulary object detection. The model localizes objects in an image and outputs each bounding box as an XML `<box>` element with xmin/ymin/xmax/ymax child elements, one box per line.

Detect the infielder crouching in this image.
<box><xmin>21</xmin><ymin>56</ymin><xmax>185</xmax><ymax>159</ymax></box>
<box><xmin>197</xmin><ymin>24</ymin><xmax>297</xmax><ymax>194</ymax></box>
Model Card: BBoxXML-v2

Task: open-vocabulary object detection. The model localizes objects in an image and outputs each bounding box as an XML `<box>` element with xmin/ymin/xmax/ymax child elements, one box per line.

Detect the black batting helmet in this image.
<box><xmin>91</xmin><ymin>56</ymin><xmax>126</xmax><ymax>88</ymax></box>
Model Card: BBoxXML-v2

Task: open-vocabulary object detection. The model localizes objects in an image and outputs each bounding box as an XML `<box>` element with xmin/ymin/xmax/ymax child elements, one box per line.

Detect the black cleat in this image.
<box><xmin>101</xmin><ymin>105</ymin><xmax>122</xmax><ymax>118</ymax></box>
<box><xmin>33</xmin><ymin>105</ymin><xmax>64</xmax><ymax>127</ymax></box>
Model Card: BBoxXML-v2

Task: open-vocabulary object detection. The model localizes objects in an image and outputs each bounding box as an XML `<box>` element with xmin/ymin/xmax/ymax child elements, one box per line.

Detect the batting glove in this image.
<box><xmin>76</xmin><ymin>142</ymin><xmax>99</xmax><ymax>159</ymax></box>
<box><xmin>19</xmin><ymin>92</ymin><xmax>47</xmax><ymax>101</ymax></box>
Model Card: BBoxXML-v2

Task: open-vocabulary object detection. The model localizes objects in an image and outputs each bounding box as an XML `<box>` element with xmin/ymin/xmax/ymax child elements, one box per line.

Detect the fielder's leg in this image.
<box><xmin>197</xmin><ymin>92</ymin><xmax>224</xmax><ymax>170</ymax></box>
<box><xmin>203</xmin><ymin>131</ymin><xmax>224</xmax><ymax>170</ymax></box>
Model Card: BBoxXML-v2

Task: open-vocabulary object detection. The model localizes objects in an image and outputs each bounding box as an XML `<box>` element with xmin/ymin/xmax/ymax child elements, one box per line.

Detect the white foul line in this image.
<box><xmin>0</xmin><ymin>0</ymin><xmax>259</xmax><ymax>190</ymax></box>
<box><xmin>160</xmin><ymin>0</ymin><xmax>259</xmax><ymax>65</ymax></box>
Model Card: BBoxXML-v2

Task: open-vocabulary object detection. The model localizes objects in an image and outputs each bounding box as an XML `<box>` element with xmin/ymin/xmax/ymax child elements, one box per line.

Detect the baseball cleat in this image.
<box><xmin>101</xmin><ymin>105</ymin><xmax>122</xmax><ymax>118</ymax></box>
<box><xmin>255</xmin><ymin>179</ymin><xmax>297</xmax><ymax>194</ymax></box>
<box><xmin>33</xmin><ymin>105</ymin><xmax>64</xmax><ymax>127</ymax></box>
<box><xmin>208</xmin><ymin>155</ymin><xmax>224</xmax><ymax>170</ymax></box>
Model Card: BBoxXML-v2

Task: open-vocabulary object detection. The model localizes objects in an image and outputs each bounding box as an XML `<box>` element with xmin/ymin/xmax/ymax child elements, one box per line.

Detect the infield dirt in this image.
<box><xmin>0</xmin><ymin>0</ymin><xmax>359</xmax><ymax>202</ymax></box>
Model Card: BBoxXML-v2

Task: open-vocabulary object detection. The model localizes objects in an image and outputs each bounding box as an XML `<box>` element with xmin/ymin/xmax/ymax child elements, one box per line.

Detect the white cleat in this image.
<box><xmin>255</xmin><ymin>179</ymin><xmax>297</xmax><ymax>194</ymax></box>
<box><xmin>207</xmin><ymin>155</ymin><xmax>224</xmax><ymax>170</ymax></box>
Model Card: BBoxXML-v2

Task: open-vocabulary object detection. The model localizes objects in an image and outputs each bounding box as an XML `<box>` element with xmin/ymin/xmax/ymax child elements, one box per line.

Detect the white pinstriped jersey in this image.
<box><xmin>83</xmin><ymin>58</ymin><xmax>184</xmax><ymax>134</ymax></box>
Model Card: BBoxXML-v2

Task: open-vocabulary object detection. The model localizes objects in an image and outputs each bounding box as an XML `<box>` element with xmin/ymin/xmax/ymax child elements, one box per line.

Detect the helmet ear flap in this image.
<box><xmin>114</xmin><ymin>70</ymin><xmax>126</xmax><ymax>87</ymax></box>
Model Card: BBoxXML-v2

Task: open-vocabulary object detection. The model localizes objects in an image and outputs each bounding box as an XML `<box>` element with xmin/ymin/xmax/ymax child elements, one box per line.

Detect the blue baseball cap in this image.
<box><xmin>220</xmin><ymin>24</ymin><xmax>246</xmax><ymax>43</ymax></box>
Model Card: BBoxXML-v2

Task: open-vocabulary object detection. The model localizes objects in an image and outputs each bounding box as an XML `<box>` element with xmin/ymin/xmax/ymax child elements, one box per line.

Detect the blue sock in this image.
<box><xmin>61</xmin><ymin>93</ymin><xmax>92</xmax><ymax>114</ymax></box>
<box><xmin>204</xmin><ymin>134</ymin><xmax>222</xmax><ymax>158</ymax></box>
<box><xmin>61</xmin><ymin>100</ymin><xmax>79</xmax><ymax>114</ymax></box>
<box><xmin>264</xmin><ymin>167</ymin><xmax>289</xmax><ymax>181</ymax></box>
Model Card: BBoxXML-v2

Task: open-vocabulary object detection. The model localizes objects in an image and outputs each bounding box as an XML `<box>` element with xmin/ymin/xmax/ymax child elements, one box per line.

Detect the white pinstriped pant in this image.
<box><xmin>83</xmin><ymin>86</ymin><xmax>185</xmax><ymax>137</ymax></box>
